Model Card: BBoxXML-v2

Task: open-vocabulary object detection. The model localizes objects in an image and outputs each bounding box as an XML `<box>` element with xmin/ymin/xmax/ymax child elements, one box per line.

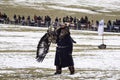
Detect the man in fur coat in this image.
<box><xmin>54</xmin><ymin>23</ymin><xmax>75</xmax><ymax>75</ymax></box>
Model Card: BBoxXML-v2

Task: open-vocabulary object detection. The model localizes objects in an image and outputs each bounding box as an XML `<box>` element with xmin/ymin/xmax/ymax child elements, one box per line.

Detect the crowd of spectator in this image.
<box><xmin>0</xmin><ymin>12</ymin><xmax>120</xmax><ymax>32</ymax></box>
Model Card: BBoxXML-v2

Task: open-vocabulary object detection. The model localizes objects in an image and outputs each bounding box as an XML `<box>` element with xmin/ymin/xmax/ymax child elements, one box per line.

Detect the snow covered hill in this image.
<box><xmin>0</xmin><ymin>0</ymin><xmax>120</xmax><ymax>13</ymax></box>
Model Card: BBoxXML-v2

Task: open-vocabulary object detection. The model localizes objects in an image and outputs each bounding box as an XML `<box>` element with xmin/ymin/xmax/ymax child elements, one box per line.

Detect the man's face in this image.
<box><xmin>59</xmin><ymin>27</ymin><xmax>69</xmax><ymax>39</ymax></box>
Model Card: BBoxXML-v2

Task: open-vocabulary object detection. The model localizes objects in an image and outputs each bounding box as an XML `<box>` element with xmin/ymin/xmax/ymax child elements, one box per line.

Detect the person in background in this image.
<box><xmin>107</xmin><ymin>20</ymin><xmax>112</xmax><ymax>32</ymax></box>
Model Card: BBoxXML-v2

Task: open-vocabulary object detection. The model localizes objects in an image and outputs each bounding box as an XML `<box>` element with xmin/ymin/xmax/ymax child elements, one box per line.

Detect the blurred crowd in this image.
<box><xmin>0</xmin><ymin>12</ymin><xmax>120</xmax><ymax>32</ymax></box>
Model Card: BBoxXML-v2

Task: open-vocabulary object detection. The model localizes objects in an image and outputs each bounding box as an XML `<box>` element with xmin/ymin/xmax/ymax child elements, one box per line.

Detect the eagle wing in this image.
<box><xmin>36</xmin><ymin>33</ymin><xmax>51</xmax><ymax>62</ymax></box>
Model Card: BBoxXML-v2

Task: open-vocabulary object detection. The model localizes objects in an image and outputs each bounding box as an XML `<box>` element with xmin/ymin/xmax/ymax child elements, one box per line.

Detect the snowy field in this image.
<box><xmin>0</xmin><ymin>24</ymin><xmax>120</xmax><ymax>80</ymax></box>
<box><xmin>0</xmin><ymin>0</ymin><xmax>120</xmax><ymax>14</ymax></box>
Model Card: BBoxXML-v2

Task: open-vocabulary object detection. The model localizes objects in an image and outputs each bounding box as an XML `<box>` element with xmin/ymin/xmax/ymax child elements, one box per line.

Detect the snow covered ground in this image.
<box><xmin>0</xmin><ymin>0</ymin><xmax>120</xmax><ymax>14</ymax></box>
<box><xmin>0</xmin><ymin>24</ymin><xmax>120</xmax><ymax>80</ymax></box>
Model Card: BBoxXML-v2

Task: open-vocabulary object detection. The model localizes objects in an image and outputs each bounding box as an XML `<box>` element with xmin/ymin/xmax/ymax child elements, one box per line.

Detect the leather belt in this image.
<box><xmin>57</xmin><ymin>46</ymin><xmax>68</xmax><ymax>48</ymax></box>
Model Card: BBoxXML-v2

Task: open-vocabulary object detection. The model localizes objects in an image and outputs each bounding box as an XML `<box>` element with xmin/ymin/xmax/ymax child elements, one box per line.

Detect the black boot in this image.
<box><xmin>69</xmin><ymin>66</ymin><xmax>75</xmax><ymax>75</ymax></box>
<box><xmin>54</xmin><ymin>66</ymin><xmax>62</xmax><ymax>75</ymax></box>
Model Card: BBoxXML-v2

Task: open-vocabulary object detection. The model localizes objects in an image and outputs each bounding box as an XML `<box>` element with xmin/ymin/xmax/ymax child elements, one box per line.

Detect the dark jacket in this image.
<box><xmin>54</xmin><ymin>27</ymin><xmax>74</xmax><ymax>67</ymax></box>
